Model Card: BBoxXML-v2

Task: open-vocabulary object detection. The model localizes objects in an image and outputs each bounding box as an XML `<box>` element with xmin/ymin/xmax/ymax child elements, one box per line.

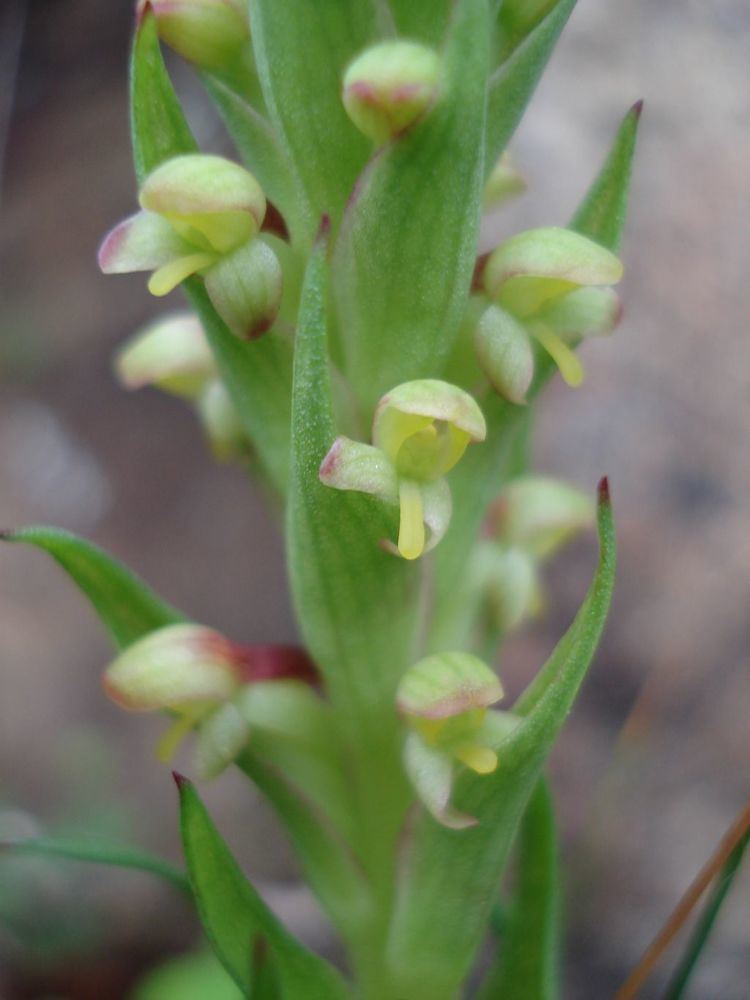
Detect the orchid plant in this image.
<box><xmin>3</xmin><ymin>1</ymin><xmax>642</xmax><ymax>996</ymax></box>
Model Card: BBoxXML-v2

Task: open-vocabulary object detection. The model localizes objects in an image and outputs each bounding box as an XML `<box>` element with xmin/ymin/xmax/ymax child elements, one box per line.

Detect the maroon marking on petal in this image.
<box><xmin>346</xmin><ymin>80</ymin><xmax>379</xmax><ymax>106</ymax></box>
<box><xmin>231</xmin><ymin>644</ymin><xmax>320</xmax><ymax>686</ymax></box>
<box><xmin>316</xmin><ymin>214</ymin><xmax>331</xmax><ymax>244</ymax></box>
<box><xmin>172</xmin><ymin>770</ymin><xmax>189</xmax><ymax>790</ymax></box>
<box><xmin>245</xmin><ymin>314</ymin><xmax>275</xmax><ymax>340</ymax></box>
<box><xmin>472</xmin><ymin>252</ymin><xmax>490</xmax><ymax>292</ymax></box>
<box><xmin>597</xmin><ymin>476</ymin><xmax>611</xmax><ymax>506</ymax></box>
<box><xmin>318</xmin><ymin>440</ymin><xmax>341</xmax><ymax>480</ymax></box>
<box><xmin>261</xmin><ymin>201</ymin><xmax>290</xmax><ymax>242</ymax></box>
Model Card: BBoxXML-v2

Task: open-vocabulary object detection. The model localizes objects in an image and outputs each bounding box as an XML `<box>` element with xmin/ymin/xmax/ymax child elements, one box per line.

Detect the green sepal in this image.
<box><xmin>286</xmin><ymin>224</ymin><xmax>418</xmax><ymax>737</ymax></box>
<box><xmin>485</xmin><ymin>0</ymin><xmax>577</xmax><ymax>179</ymax></box>
<box><xmin>1</xmin><ymin>526</ymin><xmax>183</xmax><ymax>650</ymax></box>
<box><xmin>175</xmin><ymin>775</ymin><xmax>350</xmax><ymax>999</ymax></box>
<box><xmin>1</xmin><ymin>834</ymin><xmax>190</xmax><ymax>896</ymax></box>
<box><xmin>387</xmin><ymin>482</ymin><xmax>615</xmax><ymax>998</ymax></box>
<box><xmin>333</xmin><ymin>0</ymin><xmax>491</xmax><ymax>411</ymax></box>
<box><xmin>248</xmin><ymin>0</ymin><xmax>378</xmax><ymax>236</ymax></box>
<box><xmin>570</xmin><ymin>100</ymin><xmax>643</xmax><ymax>253</ymax></box>
<box><xmin>477</xmin><ymin>780</ymin><xmax>560</xmax><ymax>1000</ymax></box>
<box><xmin>200</xmin><ymin>73</ymin><xmax>303</xmax><ymax>242</ymax></box>
<box><xmin>130</xmin><ymin>8</ymin><xmax>198</xmax><ymax>185</ymax></box>
<box><xmin>129</xmin><ymin>15</ymin><xmax>293</xmax><ymax>496</ymax></box>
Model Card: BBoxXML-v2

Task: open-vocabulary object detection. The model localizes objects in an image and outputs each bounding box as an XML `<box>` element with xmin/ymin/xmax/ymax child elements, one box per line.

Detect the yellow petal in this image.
<box><xmin>147</xmin><ymin>253</ymin><xmax>216</xmax><ymax>297</ymax></box>
<box><xmin>155</xmin><ymin>713</ymin><xmax>196</xmax><ymax>763</ymax></box>
<box><xmin>532</xmin><ymin>324</ymin><xmax>585</xmax><ymax>387</ymax></box>
<box><xmin>455</xmin><ymin>744</ymin><xmax>498</xmax><ymax>775</ymax></box>
<box><xmin>398</xmin><ymin>479</ymin><xmax>425</xmax><ymax>560</ymax></box>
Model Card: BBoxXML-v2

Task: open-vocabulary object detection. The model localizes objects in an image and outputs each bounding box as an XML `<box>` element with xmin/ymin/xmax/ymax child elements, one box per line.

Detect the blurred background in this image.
<box><xmin>1</xmin><ymin>0</ymin><xmax>748</xmax><ymax>996</ymax></box>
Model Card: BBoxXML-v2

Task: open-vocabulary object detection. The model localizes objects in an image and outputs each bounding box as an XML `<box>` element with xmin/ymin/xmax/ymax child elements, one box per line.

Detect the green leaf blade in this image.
<box><xmin>1</xmin><ymin>526</ymin><xmax>183</xmax><ymax>649</ymax></box>
<box><xmin>176</xmin><ymin>775</ymin><xmax>350</xmax><ymax>999</ymax></box>
<box><xmin>2</xmin><ymin>835</ymin><xmax>190</xmax><ymax>895</ymax></box>
<box><xmin>130</xmin><ymin>9</ymin><xmax>198</xmax><ymax>183</ymax></box>
<box><xmin>478</xmin><ymin>780</ymin><xmax>560</xmax><ymax>1000</ymax></box>
<box><xmin>570</xmin><ymin>100</ymin><xmax>643</xmax><ymax>253</ymax></box>
<box><xmin>387</xmin><ymin>481</ymin><xmax>615</xmax><ymax>997</ymax></box>
<box><xmin>485</xmin><ymin>0</ymin><xmax>577</xmax><ymax>178</ymax></box>
<box><xmin>248</xmin><ymin>0</ymin><xmax>378</xmax><ymax>233</ymax></box>
<box><xmin>333</xmin><ymin>0</ymin><xmax>491</xmax><ymax>411</ymax></box>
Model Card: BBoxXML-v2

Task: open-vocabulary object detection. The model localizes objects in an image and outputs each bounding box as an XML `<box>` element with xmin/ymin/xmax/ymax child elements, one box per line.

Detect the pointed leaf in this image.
<box><xmin>286</xmin><ymin>224</ymin><xmax>418</xmax><ymax>740</ymax></box>
<box><xmin>485</xmin><ymin>0</ymin><xmax>576</xmax><ymax>178</ymax></box>
<box><xmin>176</xmin><ymin>776</ymin><xmax>350</xmax><ymax>999</ymax></box>
<box><xmin>1</xmin><ymin>527</ymin><xmax>183</xmax><ymax>649</ymax></box>
<box><xmin>333</xmin><ymin>0</ymin><xmax>491</xmax><ymax>410</ymax></box>
<box><xmin>387</xmin><ymin>481</ymin><xmax>615</xmax><ymax>998</ymax></box>
<box><xmin>130</xmin><ymin>9</ymin><xmax>198</xmax><ymax>184</ymax></box>
<box><xmin>570</xmin><ymin>100</ymin><xmax>643</xmax><ymax>253</ymax></box>
<box><xmin>247</xmin><ymin>0</ymin><xmax>378</xmax><ymax>233</ymax></box>
<box><xmin>184</xmin><ymin>279</ymin><xmax>292</xmax><ymax>495</ymax></box>
<box><xmin>478</xmin><ymin>780</ymin><xmax>560</xmax><ymax>1000</ymax></box>
<box><xmin>200</xmin><ymin>73</ymin><xmax>303</xmax><ymax>239</ymax></box>
<box><xmin>2</xmin><ymin>834</ymin><xmax>191</xmax><ymax>895</ymax></box>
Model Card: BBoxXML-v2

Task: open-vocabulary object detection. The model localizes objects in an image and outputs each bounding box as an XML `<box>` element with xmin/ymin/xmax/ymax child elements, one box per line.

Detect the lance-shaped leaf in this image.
<box><xmin>387</xmin><ymin>481</ymin><xmax>615</xmax><ymax>998</ymax></box>
<box><xmin>248</xmin><ymin>0</ymin><xmax>378</xmax><ymax>233</ymax></box>
<box><xmin>130</xmin><ymin>8</ymin><xmax>198</xmax><ymax>185</ymax></box>
<box><xmin>484</xmin><ymin>0</ymin><xmax>577</xmax><ymax>178</ymax></box>
<box><xmin>286</xmin><ymin>224</ymin><xmax>418</xmax><ymax>740</ymax></box>
<box><xmin>200</xmin><ymin>74</ymin><xmax>304</xmax><ymax>241</ymax></box>
<box><xmin>130</xmin><ymin>13</ymin><xmax>293</xmax><ymax>495</ymax></box>
<box><xmin>334</xmin><ymin>0</ymin><xmax>491</xmax><ymax>411</ymax></box>
<box><xmin>176</xmin><ymin>775</ymin><xmax>350</xmax><ymax>998</ymax></box>
<box><xmin>2</xmin><ymin>835</ymin><xmax>190</xmax><ymax>896</ymax></box>
<box><xmin>570</xmin><ymin>99</ymin><xmax>643</xmax><ymax>253</ymax></box>
<box><xmin>0</xmin><ymin>527</ymin><xmax>183</xmax><ymax>649</ymax></box>
<box><xmin>387</xmin><ymin>0</ymin><xmax>453</xmax><ymax>44</ymax></box>
<box><xmin>477</xmin><ymin>779</ymin><xmax>560</xmax><ymax>1000</ymax></box>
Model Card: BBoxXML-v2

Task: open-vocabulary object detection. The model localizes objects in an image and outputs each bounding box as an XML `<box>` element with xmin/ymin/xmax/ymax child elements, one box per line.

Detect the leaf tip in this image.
<box><xmin>172</xmin><ymin>770</ymin><xmax>190</xmax><ymax>792</ymax></box>
<box><xmin>135</xmin><ymin>0</ymin><xmax>153</xmax><ymax>30</ymax></box>
<box><xmin>597</xmin><ymin>476</ymin><xmax>611</xmax><ymax>506</ymax></box>
<box><xmin>631</xmin><ymin>98</ymin><xmax>645</xmax><ymax>121</ymax></box>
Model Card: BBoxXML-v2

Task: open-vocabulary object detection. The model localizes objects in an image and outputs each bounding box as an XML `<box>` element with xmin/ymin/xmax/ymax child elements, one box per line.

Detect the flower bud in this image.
<box><xmin>483</xmin><ymin>152</ymin><xmax>527</xmax><ymax>211</ymax></box>
<box><xmin>114</xmin><ymin>312</ymin><xmax>216</xmax><ymax>398</ymax></box>
<box><xmin>102</xmin><ymin>624</ymin><xmax>241</xmax><ymax>712</ymax></box>
<box><xmin>492</xmin><ymin>475</ymin><xmax>594</xmax><ymax>560</ymax></box>
<box><xmin>474</xmin><ymin>304</ymin><xmax>534</xmax><ymax>404</ymax></box>
<box><xmin>342</xmin><ymin>41</ymin><xmax>441</xmax><ymax>144</ymax></box>
<box><xmin>397</xmin><ymin>651</ymin><xmax>503</xmax><ymax>721</ymax></box>
<box><xmin>203</xmin><ymin>239</ymin><xmax>282</xmax><ymax>339</ymax></box>
<box><xmin>138</xmin><ymin>0</ymin><xmax>249</xmax><ymax>71</ymax></box>
<box><xmin>196</xmin><ymin>380</ymin><xmax>246</xmax><ymax>461</ymax></box>
<box><xmin>140</xmin><ymin>154</ymin><xmax>266</xmax><ymax>255</ymax></box>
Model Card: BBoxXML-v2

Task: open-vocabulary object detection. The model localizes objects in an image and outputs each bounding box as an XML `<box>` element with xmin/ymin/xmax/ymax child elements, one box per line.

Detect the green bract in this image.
<box><xmin>4</xmin><ymin>3</ymin><xmax>646</xmax><ymax>998</ymax></box>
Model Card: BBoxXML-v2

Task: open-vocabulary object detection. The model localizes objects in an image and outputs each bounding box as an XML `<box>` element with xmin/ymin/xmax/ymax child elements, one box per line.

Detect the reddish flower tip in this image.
<box><xmin>172</xmin><ymin>770</ymin><xmax>190</xmax><ymax>790</ymax></box>
<box><xmin>631</xmin><ymin>99</ymin><xmax>644</xmax><ymax>120</ymax></box>
<box><xmin>261</xmin><ymin>201</ymin><xmax>290</xmax><ymax>242</ymax></box>
<box><xmin>597</xmin><ymin>476</ymin><xmax>611</xmax><ymax>505</ymax></box>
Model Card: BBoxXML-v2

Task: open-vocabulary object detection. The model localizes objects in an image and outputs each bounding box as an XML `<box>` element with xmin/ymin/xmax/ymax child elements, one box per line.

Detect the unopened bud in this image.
<box><xmin>197</xmin><ymin>380</ymin><xmax>246</xmax><ymax>460</ymax></box>
<box><xmin>474</xmin><ymin>304</ymin><xmax>534</xmax><ymax>405</ymax></box>
<box><xmin>203</xmin><ymin>239</ymin><xmax>282</xmax><ymax>339</ymax></box>
<box><xmin>342</xmin><ymin>41</ymin><xmax>441</xmax><ymax>144</ymax></box>
<box><xmin>115</xmin><ymin>312</ymin><xmax>215</xmax><ymax>398</ymax></box>
<box><xmin>483</xmin><ymin>152</ymin><xmax>527</xmax><ymax>211</ymax></box>
<box><xmin>103</xmin><ymin>624</ymin><xmax>241</xmax><ymax>711</ymax></box>
<box><xmin>139</xmin><ymin>0</ymin><xmax>249</xmax><ymax>71</ymax></box>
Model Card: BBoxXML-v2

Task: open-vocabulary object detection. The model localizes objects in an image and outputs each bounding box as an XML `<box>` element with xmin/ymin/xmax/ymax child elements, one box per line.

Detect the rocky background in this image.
<box><xmin>1</xmin><ymin>0</ymin><xmax>748</xmax><ymax>996</ymax></box>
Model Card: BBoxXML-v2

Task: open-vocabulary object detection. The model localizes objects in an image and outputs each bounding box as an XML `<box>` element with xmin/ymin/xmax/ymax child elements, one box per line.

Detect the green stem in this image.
<box><xmin>663</xmin><ymin>830</ymin><xmax>750</xmax><ymax>1000</ymax></box>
